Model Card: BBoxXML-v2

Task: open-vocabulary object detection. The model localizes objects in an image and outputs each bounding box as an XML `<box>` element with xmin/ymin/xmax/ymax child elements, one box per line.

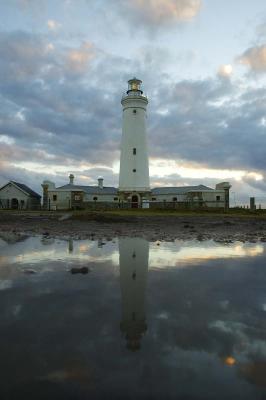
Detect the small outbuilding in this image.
<box><xmin>0</xmin><ymin>181</ymin><xmax>41</xmax><ymax>210</ymax></box>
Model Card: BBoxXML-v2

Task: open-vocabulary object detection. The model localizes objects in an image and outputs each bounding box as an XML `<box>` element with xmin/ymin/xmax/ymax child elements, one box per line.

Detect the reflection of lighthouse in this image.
<box><xmin>119</xmin><ymin>237</ymin><xmax>149</xmax><ymax>351</ymax></box>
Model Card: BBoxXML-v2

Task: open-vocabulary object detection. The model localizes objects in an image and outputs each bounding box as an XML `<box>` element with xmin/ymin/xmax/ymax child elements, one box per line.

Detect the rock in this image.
<box><xmin>0</xmin><ymin>232</ymin><xmax>28</xmax><ymax>244</ymax></box>
<box><xmin>23</xmin><ymin>269</ymin><xmax>37</xmax><ymax>274</ymax></box>
<box><xmin>197</xmin><ymin>234</ymin><xmax>204</xmax><ymax>241</ymax></box>
<box><xmin>70</xmin><ymin>266</ymin><xmax>90</xmax><ymax>275</ymax></box>
<box><xmin>58</xmin><ymin>213</ymin><xmax>72</xmax><ymax>221</ymax></box>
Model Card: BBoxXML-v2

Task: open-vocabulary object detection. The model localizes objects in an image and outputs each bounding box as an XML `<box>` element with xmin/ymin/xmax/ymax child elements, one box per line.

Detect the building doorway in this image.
<box><xmin>11</xmin><ymin>198</ymin><xmax>19</xmax><ymax>209</ymax></box>
<box><xmin>131</xmin><ymin>195</ymin><xmax>139</xmax><ymax>208</ymax></box>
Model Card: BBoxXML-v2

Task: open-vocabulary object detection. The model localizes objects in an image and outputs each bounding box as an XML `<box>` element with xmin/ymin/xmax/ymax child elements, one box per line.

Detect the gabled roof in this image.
<box><xmin>11</xmin><ymin>181</ymin><xmax>41</xmax><ymax>198</ymax></box>
<box><xmin>56</xmin><ymin>184</ymin><xmax>118</xmax><ymax>195</ymax></box>
<box><xmin>151</xmin><ymin>185</ymin><xmax>214</xmax><ymax>195</ymax></box>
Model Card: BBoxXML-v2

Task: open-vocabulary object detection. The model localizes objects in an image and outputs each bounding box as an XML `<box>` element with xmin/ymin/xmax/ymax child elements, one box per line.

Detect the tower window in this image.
<box><xmin>114</xmin><ymin>197</ymin><xmax>118</xmax><ymax>201</ymax></box>
<box><xmin>152</xmin><ymin>197</ymin><xmax>156</xmax><ymax>201</ymax></box>
<box><xmin>216</xmin><ymin>196</ymin><xmax>221</xmax><ymax>201</ymax></box>
<box><xmin>53</xmin><ymin>195</ymin><xmax>57</xmax><ymax>201</ymax></box>
<box><xmin>173</xmin><ymin>197</ymin><xmax>177</xmax><ymax>201</ymax></box>
<box><xmin>133</xmin><ymin>109</ymin><xmax>137</xmax><ymax>114</ymax></box>
<box><xmin>133</xmin><ymin>148</ymin><xmax>136</xmax><ymax>155</ymax></box>
<box><xmin>133</xmin><ymin>169</ymin><xmax>136</xmax><ymax>172</ymax></box>
<box><xmin>93</xmin><ymin>197</ymin><xmax>98</xmax><ymax>201</ymax></box>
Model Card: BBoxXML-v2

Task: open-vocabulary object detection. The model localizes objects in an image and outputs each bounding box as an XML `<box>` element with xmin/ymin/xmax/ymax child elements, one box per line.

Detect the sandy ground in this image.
<box><xmin>1</xmin><ymin>211</ymin><xmax>266</xmax><ymax>243</ymax></box>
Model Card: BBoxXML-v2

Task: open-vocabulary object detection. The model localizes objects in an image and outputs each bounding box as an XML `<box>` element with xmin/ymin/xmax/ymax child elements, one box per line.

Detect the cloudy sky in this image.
<box><xmin>0</xmin><ymin>0</ymin><xmax>266</xmax><ymax>204</ymax></box>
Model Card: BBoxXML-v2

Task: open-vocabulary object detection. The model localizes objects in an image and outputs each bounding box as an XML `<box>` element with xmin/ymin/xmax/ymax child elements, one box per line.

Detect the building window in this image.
<box><xmin>216</xmin><ymin>195</ymin><xmax>221</xmax><ymax>201</ymax></box>
<box><xmin>152</xmin><ymin>197</ymin><xmax>156</xmax><ymax>201</ymax></box>
<box><xmin>53</xmin><ymin>195</ymin><xmax>57</xmax><ymax>201</ymax></box>
<box><xmin>93</xmin><ymin>197</ymin><xmax>98</xmax><ymax>201</ymax></box>
<box><xmin>133</xmin><ymin>109</ymin><xmax>137</xmax><ymax>114</ymax></box>
<box><xmin>133</xmin><ymin>148</ymin><xmax>136</xmax><ymax>155</ymax></box>
<box><xmin>173</xmin><ymin>197</ymin><xmax>177</xmax><ymax>201</ymax></box>
<box><xmin>74</xmin><ymin>195</ymin><xmax>81</xmax><ymax>201</ymax></box>
<box><xmin>133</xmin><ymin>169</ymin><xmax>136</xmax><ymax>172</ymax></box>
<box><xmin>114</xmin><ymin>197</ymin><xmax>118</xmax><ymax>201</ymax></box>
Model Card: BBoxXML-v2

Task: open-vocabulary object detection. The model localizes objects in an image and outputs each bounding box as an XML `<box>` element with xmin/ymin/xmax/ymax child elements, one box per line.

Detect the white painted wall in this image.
<box><xmin>48</xmin><ymin>190</ymin><xmax>71</xmax><ymax>210</ymax></box>
<box><xmin>150</xmin><ymin>190</ymin><xmax>226</xmax><ymax>207</ymax></box>
<box><xmin>84</xmin><ymin>194</ymin><xmax>118</xmax><ymax>202</ymax></box>
<box><xmin>119</xmin><ymin>93</ymin><xmax>150</xmax><ymax>192</ymax></box>
<box><xmin>0</xmin><ymin>183</ymin><xmax>29</xmax><ymax>209</ymax></box>
<box><xmin>48</xmin><ymin>190</ymin><xmax>120</xmax><ymax>209</ymax></box>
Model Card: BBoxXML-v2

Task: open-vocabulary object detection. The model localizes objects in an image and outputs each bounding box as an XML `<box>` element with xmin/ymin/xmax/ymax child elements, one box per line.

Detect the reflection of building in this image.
<box><xmin>119</xmin><ymin>237</ymin><xmax>149</xmax><ymax>351</ymax></box>
<box><xmin>42</xmin><ymin>78</ymin><xmax>231</xmax><ymax>210</ymax></box>
<box><xmin>68</xmin><ymin>239</ymin><xmax>73</xmax><ymax>253</ymax></box>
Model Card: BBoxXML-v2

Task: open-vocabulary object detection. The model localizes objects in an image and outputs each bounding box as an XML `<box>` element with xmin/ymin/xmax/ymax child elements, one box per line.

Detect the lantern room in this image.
<box><xmin>127</xmin><ymin>78</ymin><xmax>143</xmax><ymax>95</ymax></box>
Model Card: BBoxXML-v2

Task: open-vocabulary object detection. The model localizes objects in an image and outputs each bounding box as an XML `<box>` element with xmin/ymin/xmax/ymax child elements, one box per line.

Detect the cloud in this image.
<box><xmin>66</xmin><ymin>41</ymin><xmax>95</xmax><ymax>74</ymax></box>
<box><xmin>114</xmin><ymin>0</ymin><xmax>201</xmax><ymax>30</ymax></box>
<box><xmin>256</xmin><ymin>22</ymin><xmax>266</xmax><ymax>39</ymax></box>
<box><xmin>47</xmin><ymin>19</ymin><xmax>62</xmax><ymax>31</ymax></box>
<box><xmin>131</xmin><ymin>0</ymin><xmax>201</xmax><ymax>24</ymax></box>
<box><xmin>238</xmin><ymin>45</ymin><xmax>266</xmax><ymax>73</ymax></box>
<box><xmin>147</xmin><ymin>76</ymin><xmax>266</xmax><ymax>177</ymax></box>
<box><xmin>0</xmin><ymin>29</ymin><xmax>266</xmax><ymax>199</ymax></box>
<box><xmin>242</xmin><ymin>174</ymin><xmax>266</xmax><ymax>193</ymax></box>
<box><xmin>217</xmin><ymin>64</ymin><xmax>233</xmax><ymax>79</ymax></box>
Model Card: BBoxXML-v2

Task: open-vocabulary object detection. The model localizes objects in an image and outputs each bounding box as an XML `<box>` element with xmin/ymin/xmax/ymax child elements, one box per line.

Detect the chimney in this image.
<box><xmin>69</xmin><ymin>174</ymin><xmax>74</xmax><ymax>185</ymax></box>
<box><xmin>98</xmin><ymin>176</ymin><xmax>104</xmax><ymax>189</ymax></box>
<box><xmin>41</xmin><ymin>182</ymin><xmax>49</xmax><ymax>210</ymax></box>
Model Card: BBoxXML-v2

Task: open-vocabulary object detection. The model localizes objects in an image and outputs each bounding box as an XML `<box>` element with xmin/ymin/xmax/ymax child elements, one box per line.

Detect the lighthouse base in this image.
<box><xmin>118</xmin><ymin>190</ymin><xmax>151</xmax><ymax>209</ymax></box>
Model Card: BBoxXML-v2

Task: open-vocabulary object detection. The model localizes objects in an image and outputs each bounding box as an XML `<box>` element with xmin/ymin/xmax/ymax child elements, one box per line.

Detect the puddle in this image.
<box><xmin>0</xmin><ymin>236</ymin><xmax>266</xmax><ymax>399</ymax></box>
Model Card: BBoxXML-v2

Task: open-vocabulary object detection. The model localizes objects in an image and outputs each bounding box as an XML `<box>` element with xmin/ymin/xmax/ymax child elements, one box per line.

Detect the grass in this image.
<box><xmin>70</xmin><ymin>208</ymin><xmax>266</xmax><ymax>219</ymax></box>
<box><xmin>1</xmin><ymin>208</ymin><xmax>266</xmax><ymax>219</ymax></box>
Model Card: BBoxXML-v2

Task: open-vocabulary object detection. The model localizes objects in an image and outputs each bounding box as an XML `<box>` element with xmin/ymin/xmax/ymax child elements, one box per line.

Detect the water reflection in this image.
<box><xmin>149</xmin><ymin>241</ymin><xmax>264</xmax><ymax>268</ymax></box>
<box><xmin>68</xmin><ymin>239</ymin><xmax>73</xmax><ymax>253</ymax></box>
<box><xmin>0</xmin><ymin>237</ymin><xmax>264</xmax><ymax>270</ymax></box>
<box><xmin>119</xmin><ymin>238</ymin><xmax>149</xmax><ymax>351</ymax></box>
<box><xmin>0</xmin><ymin>236</ymin><xmax>266</xmax><ymax>398</ymax></box>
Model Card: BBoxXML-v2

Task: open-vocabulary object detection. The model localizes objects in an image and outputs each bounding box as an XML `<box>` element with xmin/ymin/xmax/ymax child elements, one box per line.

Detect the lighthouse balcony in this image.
<box><xmin>122</xmin><ymin>92</ymin><xmax>147</xmax><ymax>101</ymax></box>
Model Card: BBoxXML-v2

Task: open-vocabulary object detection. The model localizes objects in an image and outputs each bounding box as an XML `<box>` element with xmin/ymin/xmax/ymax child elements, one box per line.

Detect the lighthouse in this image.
<box><xmin>119</xmin><ymin>78</ymin><xmax>150</xmax><ymax>207</ymax></box>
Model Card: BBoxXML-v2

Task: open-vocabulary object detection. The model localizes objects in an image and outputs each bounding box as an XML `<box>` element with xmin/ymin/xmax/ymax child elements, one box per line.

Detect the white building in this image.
<box><xmin>0</xmin><ymin>181</ymin><xmax>41</xmax><ymax>210</ymax></box>
<box><xmin>119</xmin><ymin>78</ymin><xmax>150</xmax><ymax>207</ymax></box>
<box><xmin>42</xmin><ymin>176</ymin><xmax>118</xmax><ymax>210</ymax></box>
<box><xmin>42</xmin><ymin>78</ymin><xmax>231</xmax><ymax>210</ymax></box>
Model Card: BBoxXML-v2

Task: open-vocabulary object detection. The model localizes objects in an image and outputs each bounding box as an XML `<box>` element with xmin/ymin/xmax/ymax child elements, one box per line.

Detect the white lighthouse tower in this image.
<box><xmin>119</xmin><ymin>78</ymin><xmax>150</xmax><ymax>207</ymax></box>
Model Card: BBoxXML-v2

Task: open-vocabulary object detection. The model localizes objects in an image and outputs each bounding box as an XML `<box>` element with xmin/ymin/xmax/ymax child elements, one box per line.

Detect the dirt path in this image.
<box><xmin>1</xmin><ymin>211</ymin><xmax>266</xmax><ymax>243</ymax></box>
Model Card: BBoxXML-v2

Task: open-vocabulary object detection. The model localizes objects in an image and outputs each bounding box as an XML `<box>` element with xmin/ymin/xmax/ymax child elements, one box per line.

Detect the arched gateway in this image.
<box><xmin>131</xmin><ymin>195</ymin><xmax>139</xmax><ymax>208</ymax></box>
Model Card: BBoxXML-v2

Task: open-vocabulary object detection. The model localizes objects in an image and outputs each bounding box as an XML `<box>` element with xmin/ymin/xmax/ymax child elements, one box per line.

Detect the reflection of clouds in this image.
<box><xmin>210</xmin><ymin>320</ymin><xmax>266</xmax><ymax>359</ymax></box>
<box><xmin>1</xmin><ymin>239</ymin><xmax>119</xmax><ymax>267</ymax></box>
<box><xmin>149</xmin><ymin>242</ymin><xmax>264</xmax><ymax>268</ymax></box>
<box><xmin>15</xmin><ymin>249</ymin><xmax>119</xmax><ymax>266</ymax></box>
<box><xmin>0</xmin><ymin>238</ymin><xmax>265</xmax><ymax>274</ymax></box>
<box><xmin>0</xmin><ymin>280</ymin><xmax>13</xmax><ymax>290</ymax></box>
<box><xmin>239</xmin><ymin>361</ymin><xmax>266</xmax><ymax>388</ymax></box>
<box><xmin>12</xmin><ymin>304</ymin><xmax>22</xmax><ymax>316</ymax></box>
